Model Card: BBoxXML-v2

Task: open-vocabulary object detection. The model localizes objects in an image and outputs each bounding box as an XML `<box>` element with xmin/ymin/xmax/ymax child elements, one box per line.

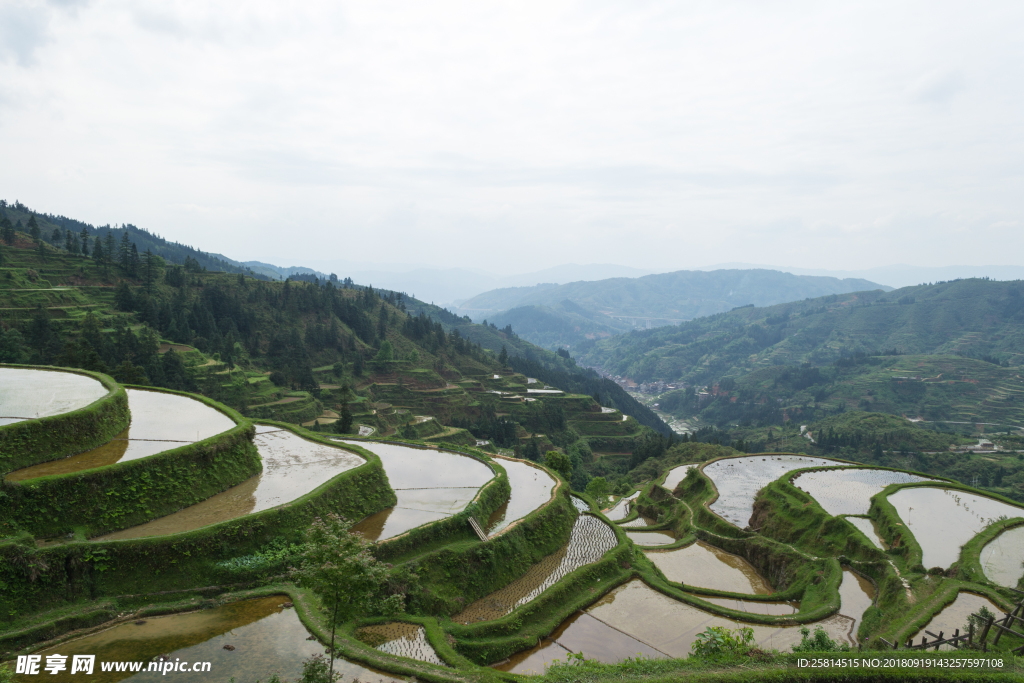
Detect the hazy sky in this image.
<box><xmin>2</xmin><ymin>1</ymin><xmax>1022</xmax><ymax>273</ymax></box>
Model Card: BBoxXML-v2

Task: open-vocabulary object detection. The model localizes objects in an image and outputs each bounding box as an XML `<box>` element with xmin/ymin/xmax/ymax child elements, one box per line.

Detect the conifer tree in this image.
<box><xmin>65</xmin><ymin>230</ymin><xmax>74</xmax><ymax>252</ymax></box>
<box><xmin>50</xmin><ymin>228</ymin><xmax>62</xmax><ymax>245</ymax></box>
<box><xmin>119</xmin><ymin>232</ymin><xmax>131</xmax><ymax>270</ymax></box>
<box><xmin>80</xmin><ymin>227</ymin><xmax>89</xmax><ymax>256</ymax></box>
<box><xmin>27</xmin><ymin>216</ymin><xmax>40</xmax><ymax>240</ymax></box>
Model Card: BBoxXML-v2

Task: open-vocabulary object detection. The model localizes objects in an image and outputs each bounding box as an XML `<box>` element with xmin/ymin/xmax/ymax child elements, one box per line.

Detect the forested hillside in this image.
<box><xmin>578</xmin><ymin>279</ymin><xmax>1024</xmax><ymax>385</ymax></box>
<box><xmin>0</xmin><ymin>212</ymin><xmax>667</xmax><ymax>493</ymax></box>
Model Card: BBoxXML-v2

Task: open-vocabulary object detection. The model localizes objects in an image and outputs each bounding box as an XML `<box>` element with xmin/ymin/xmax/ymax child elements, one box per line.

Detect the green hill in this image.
<box><xmin>460</xmin><ymin>268</ymin><xmax>889</xmax><ymax>348</ymax></box>
<box><xmin>578</xmin><ymin>278</ymin><xmax>1024</xmax><ymax>385</ymax></box>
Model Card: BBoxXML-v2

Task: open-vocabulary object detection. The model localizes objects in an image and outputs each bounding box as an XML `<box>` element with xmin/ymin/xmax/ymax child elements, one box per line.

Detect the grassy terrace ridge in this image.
<box><xmin>0</xmin><ymin>364</ymin><xmax>130</xmax><ymax>473</ymax></box>
<box><xmin>0</xmin><ymin>384</ymin><xmax>260</xmax><ymax>540</ymax></box>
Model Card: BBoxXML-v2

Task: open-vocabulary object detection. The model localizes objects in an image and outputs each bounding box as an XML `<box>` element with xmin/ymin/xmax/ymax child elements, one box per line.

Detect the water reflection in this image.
<box><xmin>625</xmin><ymin>530</ymin><xmax>676</xmax><ymax>546</ymax></box>
<box><xmin>485</xmin><ymin>457</ymin><xmax>556</xmax><ymax>536</ymax></box>
<box><xmin>912</xmin><ymin>592</ymin><xmax>1006</xmax><ymax>650</ymax></box>
<box><xmin>0</xmin><ymin>368</ymin><xmax>107</xmax><ymax>425</ymax></box>
<box><xmin>980</xmin><ymin>525</ymin><xmax>1024</xmax><ymax>588</ymax></box>
<box><xmin>8</xmin><ymin>390</ymin><xmax>236</xmax><ymax>481</ymax></box>
<box><xmin>95</xmin><ymin>430</ymin><xmax>364</xmax><ymax>541</ymax></box>
<box><xmin>794</xmin><ymin>468</ymin><xmax>935</xmax><ymax>516</ymax></box>
<box><xmin>20</xmin><ymin>596</ymin><xmax>401</xmax><ymax>683</ymax></box>
<box><xmin>888</xmin><ymin>487</ymin><xmax>1024</xmax><ymax>568</ymax></box>
<box><xmin>844</xmin><ymin>516</ymin><xmax>889</xmax><ymax>550</ymax></box>
<box><xmin>647</xmin><ymin>541</ymin><xmax>772</xmax><ymax>594</ymax></box>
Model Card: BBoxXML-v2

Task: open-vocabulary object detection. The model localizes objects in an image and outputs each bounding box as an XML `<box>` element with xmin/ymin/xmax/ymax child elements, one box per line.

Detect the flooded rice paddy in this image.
<box><xmin>0</xmin><ymin>367</ymin><xmax>107</xmax><ymax>426</ymax></box>
<box><xmin>571</xmin><ymin>495</ymin><xmax>591</xmax><ymax>512</ymax></box>
<box><xmin>357</xmin><ymin>623</ymin><xmax>446</xmax><ymax>666</ymax></box>
<box><xmin>844</xmin><ymin>516</ymin><xmax>889</xmax><ymax>550</ymax></box>
<box><xmin>647</xmin><ymin>541</ymin><xmax>773</xmax><ymax>593</ymax></box>
<box><xmin>980</xmin><ymin>525</ymin><xmax>1024</xmax><ymax>588</ymax></box>
<box><xmin>661</xmin><ymin>464</ymin><xmax>698</xmax><ymax>492</ymax></box>
<box><xmin>496</xmin><ymin>570</ymin><xmax>874</xmax><ymax>674</ymax></box>
<box><xmin>793</xmin><ymin>468</ymin><xmax>934</xmax><ymax>516</ymax></box>
<box><xmin>912</xmin><ymin>592</ymin><xmax>1007</xmax><ymax>650</ymax></box>
<box><xmin>95</xmin><ymin>429</ymin><xmax>364</xmax><ymax>541</ymax></box>
<box><xmin>603</xmin><ymin>492</ymin><xmax>640</xmax><ymax>521</ymax></box>
<box><xmin>21</xmin><ymin>596</ymin><xmax>400</xmax><ymax>683</ymax></box>
<box><xmin>338</xmin><ymin>441</ymin><xmax>493</xmax><ymax>542</ymax></box>
<box><xmin>702</xmin><ymin>455</ymin><xmax>839</xmax><ymax>527</ymax></box>
<box><xmin>695</xmin><ymin>596</ymin><xmax>798</xmax><ymax>616</ymax></box>
<box><xmin>625</xmin><ymin>530</ymin><xmax>676</xmax><ymax>546</ymax></box>
<box><xmin>619</xmin><ymin>515</ymin><xmax>657</xmax><ymax>527</ymax></box>
<box><xmin>888</xmin><ymin>487</ymin><xmax>1024</xmax><ymax>568</ymax></box>
<box><xmin>7</xmin><ymin>390</ymin><xmax>236</xmax><ymax>481</ymax></box>
<box><xmin>494</xmin><ymin>610</ymin><xmax>666</xmax><ymax>675</ymax></box>
<box><xmin>454</xmin><ymin>515</ymin><xmax>618</xmax><ymax>624</ymax></box>
<box><xmin>484</xmin><ymin>457</ymin><xmax>557</xmax><ymax>536</ymax></box>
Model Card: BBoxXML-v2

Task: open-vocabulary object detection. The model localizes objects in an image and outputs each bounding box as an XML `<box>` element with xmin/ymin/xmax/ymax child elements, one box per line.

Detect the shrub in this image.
<box><xmin>791</xmin><ymin>626</ymin><xmax>850</xmax><ymax>653</ymax></box>
<box><xmin>690</xmin><ymin>626</ymin><xmax>754</xmax><ymax>658</ymax></box>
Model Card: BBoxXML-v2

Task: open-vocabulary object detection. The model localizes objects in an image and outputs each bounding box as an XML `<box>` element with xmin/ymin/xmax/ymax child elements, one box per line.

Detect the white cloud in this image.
<box><xmin>0</xmin><ymin>1</ymin><xmax>1022</xmax><ymax>272</ymax></box>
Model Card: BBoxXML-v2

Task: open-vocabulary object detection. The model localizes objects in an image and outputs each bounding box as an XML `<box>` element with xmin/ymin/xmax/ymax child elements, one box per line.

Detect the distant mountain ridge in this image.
<box><xmin>459</xmin><ymin>268</ymin><xmax>890</xmax><ymax>349</ymax></box>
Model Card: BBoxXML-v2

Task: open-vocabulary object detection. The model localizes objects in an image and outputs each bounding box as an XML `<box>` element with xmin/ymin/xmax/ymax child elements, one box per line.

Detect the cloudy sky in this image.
<box><xmin>1</xmin><ymin>1</ymin><xmax>1022</xmax><ymax>274</ymax></box>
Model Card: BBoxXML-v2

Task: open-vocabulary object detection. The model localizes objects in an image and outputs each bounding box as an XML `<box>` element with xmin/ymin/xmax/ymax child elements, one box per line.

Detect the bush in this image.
<box><xmin>690</xmin><ymin>626</ymin><xmax>754</xmax><ymax>658</ymax></box>
<box><xmin>791</xmin><ymin>626</ymin><xmax>850</xmax><ymax>653</ymax></box>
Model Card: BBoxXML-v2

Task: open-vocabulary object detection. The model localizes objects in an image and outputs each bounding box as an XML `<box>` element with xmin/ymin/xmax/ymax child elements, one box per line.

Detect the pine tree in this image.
<box><xmin>119</xmin><ymin>232</ymin><xmax>131</xmax><ymax>270</ymax></box>
<box><xmin>129</xmin><ymin>243</ymin><xmax>141</xmax><ymax>276</ymax></box>
<box><xmin>65</xmin><ymin>230</ymin><xmax>74</xmax><ymax>252</ymax></box>
<box><xmin>93</xmin><ymin>236</ymin><xmax>105</xmax><ymax>264</ymax></box>
<box><xmin>0</xmin><ymin>217</ymin><xmax>13</xmax><ymax>245</ymax></box>
<box><xmin>50</xmin><ymin>228</ymin><xmax>62</xmax><ymax>245</ymax></box>
<box><xmin>37</xmin><ymin>239</ymin><xmax>47</xmax><ymax>261</ymax></box>
<box><xmin>80</xmin><ymin>227</ymin><xmax>89</xmax><ymax>256</ymax></box>
<box><xmin>27</xmin><ymin>216</ymin><xmax>40</xmax><ymax>240</ymax></box>
<box><xmin>498</xmin><ymin>345</ymin><xmax>509</xmax><ymax>367</ymax></box>
<box><xmin>104</xmin><ymin>230</ymin><xmax>116</xmax><ymax>265</ymax></box>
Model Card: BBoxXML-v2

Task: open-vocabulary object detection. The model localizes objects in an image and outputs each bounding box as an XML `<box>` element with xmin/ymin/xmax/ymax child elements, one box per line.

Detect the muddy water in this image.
<box><xmin>838</xmin><ymin>569</ymin><xmax>875</xmax><ymax>640</ymax></box>
<box><xmin>702</xmin><ymin>455</ymin><xmax>839</xmax><ymax>527</ymax></box>
<box><xmin>844</xmin><ymin>516</ymin><xmax>889</xmax><ymax>550</ymax></box>
<box><xmin>338</xmin><ymin>440</ymin><xmax>494</xmax><ymax>542</ymax></box>
<box><xmin>981</xmin><ymin>525</ymin><xmax>1024</xmax><ymax>588</ymax></box>
<box><xmin>793</xmin><ymin>468</ymin><xmax>934</xmax><ymax>516</ymax></box>
<box><xmin>662</xmin><ymin>464</ymin><xmax>698</xmax><ymax>492</ymax></box>
<box><xmin>647</xmin><ymin>541</ymin><xmax>772</xmax><ymax>594</ymax></box>
<box><xmin>0</xmin><ymin>367</ymin><xmax>107</xmax><ymax>425</ymax></box>
<box><xmin>888</xmin><ymin>487</ymin><xmax>1024</xmax><ymax>568</ymax></box>
<box><xmin>625</xmin><ymin>530</ymin><xmax>676</xmax><ymax>546</ymax></box>
<box><xmin>356</xmin><ymin>622</ymin><xmax>446</xmax><ymax>666</ymax></box>
<box><xmin>454</xmin><ymin>515</ymin><xmax>619</xmax><ymax>623</ymax></box>
<box><xmin>95</xmin><ymin>430</ymin><xmax>364</xmax><ymax>541</ymax></box>
<box><xmin>7</xmin><ymin>390</ymin><xmax>236</xmax><ymax>481</ymax></box>
<box><xmin>495</xmin><ymin>611</ymin><xmax>666</xmax><ymax>675</ymax></box>
<box><xmin>494</xmin><ymin>570</ymin><xmax>873</xmax><ymax>673</ymax></box>
<box><xmin>20</xmin><ymin>596</ymin><xmax>400</xmax><ymax>683</ymax></box>
<box><xmin>912</xmin><ymin>592</ymin><xmax>1007</xmax><ymax>650</ymax></box>
<box><xmin>485</xmin><ymin>457</ymin><xmax>557</xmax><ymax>536</ymax></box>
<box><xmin>585</xmin><ymin>579</ymin><xmax>856</xmax><ymax>657</ymax></box>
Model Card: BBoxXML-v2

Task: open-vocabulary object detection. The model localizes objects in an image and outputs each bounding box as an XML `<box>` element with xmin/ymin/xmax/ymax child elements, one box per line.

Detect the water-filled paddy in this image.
<box><xmin>888</xmin><ymin>487</ymin><xmax>1024</xmax><ymax>568</ymax></box>
<box><xmin>662</xmin><ymin>464</ymin><xmax>698</xmax><ymax>492</ymax></box>
<box><xmin>703</xmin><ymin>455</ymin><xmax>839</xmax><ymax>527</ymax></box>
<box><xmin>454</xmin><ymin>514</ymin><xmax>618</xmax><ymax>623</ymax></box>
<box><xmin>912</xmin><ymin>592</ymin><xmax>1006</xmax><ymax>650</ymax></box>
<box><xmin>339</xmin><ymin>440</ymin><xmax>494</xmax><ymax>542</ymax></box>
<box><xmin>95</xmin><ymin>429</ymin><xmax>364</xmax><ymax>541</ymax></box>
<box><xmin>793</xmin><ymin>468</ymin><xmax>934</xmax><ymax>516</ymax></box>
<box><xmin>495</xmin><ymin>610</ymin><xmax>666</xmax><ymax>675</ymax></box>
<box><xmin>357</xmin><ymin>622</ymin><xmax>446</xmax><ymax>666</ymax></box>
<box><xmin>619</xmin><ymin>515</ymin><xmax>657</xmax><ymax>527</ymax></box>
<box><xmin>485</xmin><ymin>457</ymin><xmax>557</xmax><ymax>536</ymax></box>
<box><xmin>625</xmin><ymin>530</ymin><xmax>676</xmax><ymax>546</ymax></box>
<box><xmin>584</xmin><ymin>579</ymin><xmax>856</xmax><ymax>657</ymax></box>
<box><xmin>647</xmin><ymin>541</ymin><xmax>772</xmax><ymax>594</ymax></box>
<box><xmin>7</xmin><ymin>389</ymin><xmax>236</xmax><ymax>481</ymax></box>
<box><xmin>603</xmin><ymin>492</ymin><xmax>639</xmax><ymax>521</ymax></box>
<box><xmin>0</xmin><ymin>367</ymin><xmax>107</xmax><ymax>425</ymax></box>
<box><xmin>498</xmin><ymin>570</ymin><xmax>874</xmax><ymax>673</ymax></box>
<box><xmin>980</xmin><ymin>525</ymin><xmax>1024</xmax><ymax>588</ymax></box>
<box><xmin>844</xmin><ymin>516</ymin><xmax>889</xmax><ymax>550</ymax></box>
<box><xmin>22</xmin><ymin>595</ymin><xmax>399</xmax><ymax>683</ymax></box>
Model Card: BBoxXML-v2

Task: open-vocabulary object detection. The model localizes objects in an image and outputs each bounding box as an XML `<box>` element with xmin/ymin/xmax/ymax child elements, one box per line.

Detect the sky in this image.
<box><xmin>1</xmin><ymin>1</ymin><xmax>1023</xmax><ymax>275</ymax></box>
